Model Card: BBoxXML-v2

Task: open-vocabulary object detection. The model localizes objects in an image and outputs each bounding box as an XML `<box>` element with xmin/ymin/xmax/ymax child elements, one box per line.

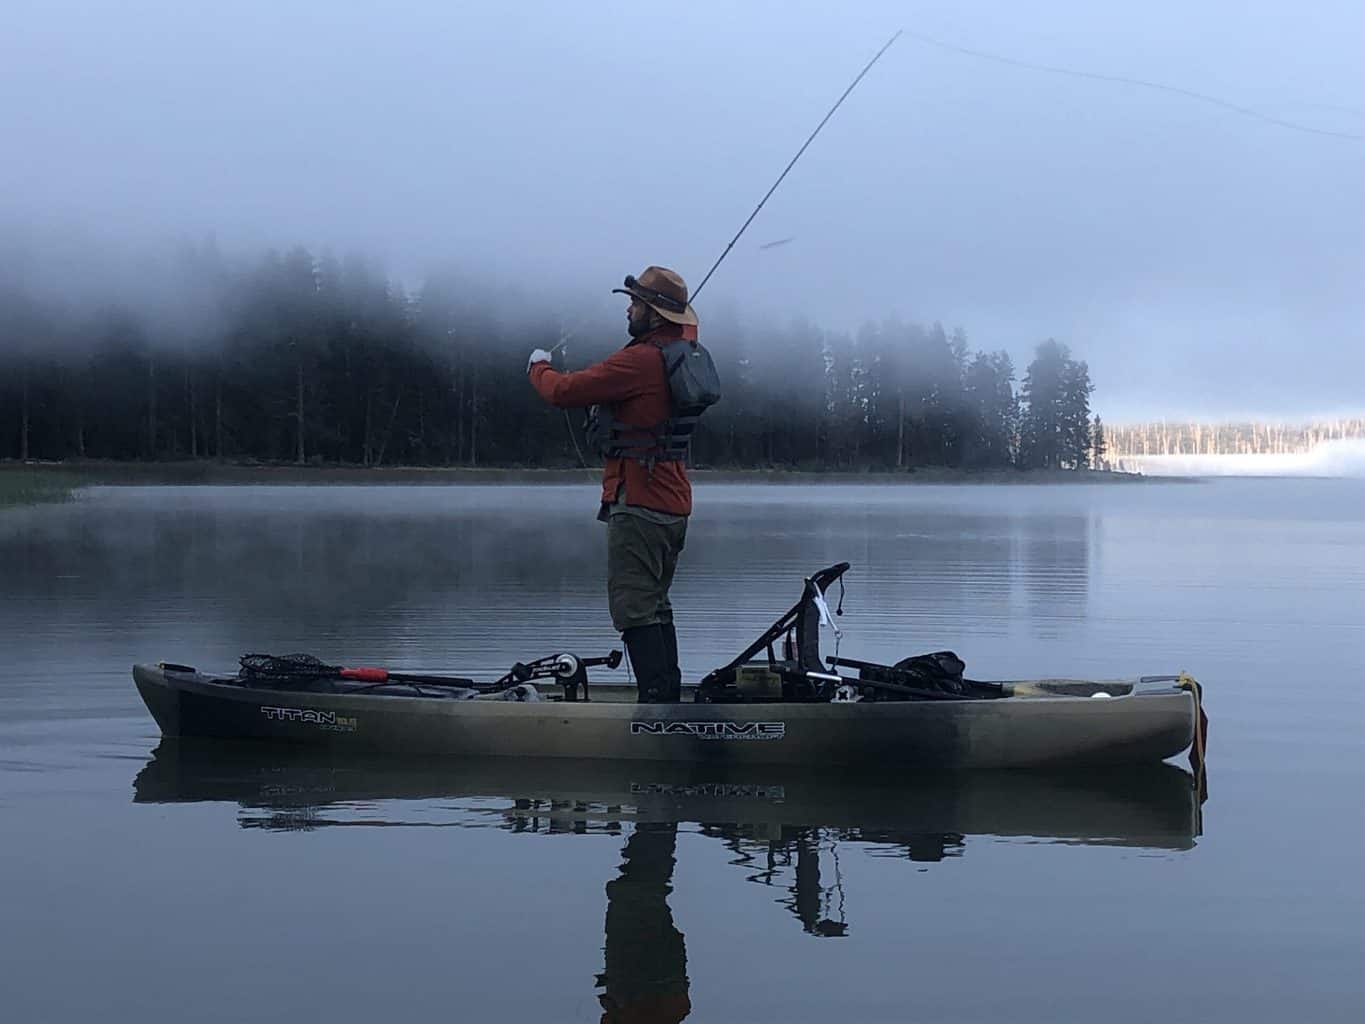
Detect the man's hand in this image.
<box><xmin>527</xmin><ymin>348</ymin><xmax>554</xmax><ymax>373</ymax></box>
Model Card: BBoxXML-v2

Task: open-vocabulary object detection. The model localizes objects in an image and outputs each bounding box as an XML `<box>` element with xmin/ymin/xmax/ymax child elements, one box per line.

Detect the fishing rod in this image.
<box><xmin>543</xmin><ymin>31</ymin><xmax>900</xmax><ymax>467</ymax></box>
<box><xmin>690</xmin><ymin>29</ymin><xmax>902</xmax><ymax>302</ymax></box>
<box><xmin>548</xmin><ymin>29</ymin><xmax>902</xmax><ymax>358</ymax></box>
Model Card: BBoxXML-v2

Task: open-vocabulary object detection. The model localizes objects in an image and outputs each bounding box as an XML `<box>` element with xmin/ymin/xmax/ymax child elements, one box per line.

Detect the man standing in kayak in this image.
<box><xmin>527</xmin><ymin>267</ymin><xmax>697</xmax><ymax>704</ymax></box>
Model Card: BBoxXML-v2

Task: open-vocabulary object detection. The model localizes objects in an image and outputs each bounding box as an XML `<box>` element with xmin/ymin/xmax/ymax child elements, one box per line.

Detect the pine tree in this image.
<box><xmin>963</xmin><ymin>351</ymin><xmax>1017</xmax><ymax>468</ymax></box>
<box><xmin>1019</xmin><ymin>340</ymin><xmax>1066</xmax><ymax>469</ymax></box>
<box><xmin>1059</xmin><ymin>359</ymin><xmax>1094</xmax><ymax>469</ymax></box>
<box><xmin>1091</xmin><ymin>414</ymin><xmax>1107</xmax><ymax>469</ymax></box>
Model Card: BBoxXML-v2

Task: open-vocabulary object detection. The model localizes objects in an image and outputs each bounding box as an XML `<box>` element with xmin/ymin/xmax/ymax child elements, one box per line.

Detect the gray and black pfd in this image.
<box><xmin>587</xmin><ymin>337</ymin><xmax>722</xmax><ymax>465</ymax></box>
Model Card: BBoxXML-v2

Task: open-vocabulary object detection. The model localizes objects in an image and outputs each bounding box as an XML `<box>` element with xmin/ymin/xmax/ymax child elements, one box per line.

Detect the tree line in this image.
<box><xmin>2</xmin><ymin>242</ymin><xmax>1101</xmax><ymax>471</ymax></box>
<box><xmin>1106</xmin><ymin>416</ymin><xmax>1365</xmax><ymax>457</ymax></box>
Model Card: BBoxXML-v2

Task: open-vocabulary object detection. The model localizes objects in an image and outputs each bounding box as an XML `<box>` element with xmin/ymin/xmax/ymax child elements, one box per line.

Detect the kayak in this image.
<box><xmin>132</xmin><ymin>663</ymin><xmax>1198</xmax><ymax>767</ymax></box>
<box><xmin>132</xmin><ymin>562</ymin><xmax>1206</xmax><ymax>769</ymax></box>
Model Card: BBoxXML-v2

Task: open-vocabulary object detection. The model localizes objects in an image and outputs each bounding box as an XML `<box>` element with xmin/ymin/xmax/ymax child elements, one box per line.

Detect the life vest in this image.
<box><xmin>586</xmin><ymin>338</ymin><xmax>721</xmax><ymax>465</ymax></box>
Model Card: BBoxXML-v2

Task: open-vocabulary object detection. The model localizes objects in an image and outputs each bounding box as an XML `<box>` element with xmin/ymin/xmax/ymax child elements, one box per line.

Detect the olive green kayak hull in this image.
<box><xmin>133</xmin><ymin>663</ymin><xmax>1197</xmax><ymax>769</ymax></box>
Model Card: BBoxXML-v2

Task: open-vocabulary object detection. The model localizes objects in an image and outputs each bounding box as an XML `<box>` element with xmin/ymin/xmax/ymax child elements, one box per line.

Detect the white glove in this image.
<box><xmin>527</xmin><ymin>348</ymin><xmax>553</xmax><ymax>373</ymax></box>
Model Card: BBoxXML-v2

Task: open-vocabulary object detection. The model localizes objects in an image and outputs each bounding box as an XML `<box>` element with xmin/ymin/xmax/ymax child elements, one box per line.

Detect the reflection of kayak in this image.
<box><xmin>133</xmin><ymin>739</ymin><xmax>1202</xmax><ymax>851</ymax></box>
<box><xmin>131</xmin><ymin>563</ymin><xmax>1206</xmax><ymax>769</ymax></box>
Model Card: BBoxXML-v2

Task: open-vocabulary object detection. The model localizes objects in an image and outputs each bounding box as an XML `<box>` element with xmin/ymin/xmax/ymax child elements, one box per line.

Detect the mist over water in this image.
<box><xmin>1125</xmin><ymin>437</ymin><xmax>1365</xmax><ymax>477</ymax></box>
<box><xmin>3</xmin><ymin>1</ymin><xmax>1363</xmax><ymax>418</ymax></box>
<box><xmin>2</xmin><ymin>478</ymin><xmax>1363</xmax><ymax>1021</ymax></box>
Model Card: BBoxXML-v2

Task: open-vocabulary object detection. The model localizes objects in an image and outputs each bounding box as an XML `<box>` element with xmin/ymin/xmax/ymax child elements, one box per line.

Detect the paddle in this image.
<box><xmin>239</xmin><ymin>653</ymin><xmax>477</xmax><ymax>689</ymax></box>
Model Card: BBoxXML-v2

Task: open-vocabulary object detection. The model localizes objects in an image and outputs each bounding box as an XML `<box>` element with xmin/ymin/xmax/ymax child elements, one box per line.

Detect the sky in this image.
<box><xmin>2</xmin><ymin>0</ymin><xmax>1362</xmax><ymax>421</ymax></box>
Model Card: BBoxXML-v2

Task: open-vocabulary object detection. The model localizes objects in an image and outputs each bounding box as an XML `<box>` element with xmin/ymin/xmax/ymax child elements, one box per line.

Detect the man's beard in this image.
<box><xmin>627</xmin><ymin>307</ymin><xmax>656</xmax><ymax>338</ymax></box>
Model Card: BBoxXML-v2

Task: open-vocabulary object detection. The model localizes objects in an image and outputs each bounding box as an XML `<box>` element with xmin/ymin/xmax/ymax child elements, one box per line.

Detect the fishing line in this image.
<box><xmin>553</xmin><ymin>321</ymin><xmax>589</xmax><ymax>468</ymax></box>
<box><xmin>901</xmin><ymin>27</ymin><xmax>1365</xmax><ymax>142</ymax></box>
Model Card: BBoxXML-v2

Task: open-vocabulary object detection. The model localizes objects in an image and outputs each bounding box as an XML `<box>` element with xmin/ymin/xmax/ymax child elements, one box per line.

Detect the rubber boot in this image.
<box><xmin>659</xmin><ymin>621</ymin><xmax>682</xmax><ymax>703</ymax></box>
<box><xmin>623</xmin><ymin>625</ymin><xmax>671</xmax><ymax>704</ymax></box>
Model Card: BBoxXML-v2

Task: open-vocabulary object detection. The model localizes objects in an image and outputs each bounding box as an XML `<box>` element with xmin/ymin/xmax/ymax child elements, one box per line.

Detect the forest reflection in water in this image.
<box><xmin>135</xmin><ymin>741</ymin><xmax>1201</xmax><ymax>1023</ymax></box>
<box><xmin>0</xmin><ymin>485</ymin><xmax>1099</xmax><ymax>690</ymax></box>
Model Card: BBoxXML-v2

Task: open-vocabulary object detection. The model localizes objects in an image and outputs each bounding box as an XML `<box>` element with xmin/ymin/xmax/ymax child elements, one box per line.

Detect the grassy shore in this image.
<box><xmin>2</xmin><ymin>459</ymin><xmax>1152</xmax><ymax>488</ymax></box>
<box><xmin>0</xmin><ymin>467</ymin><xmax>86</xmax><ymax>508</ymax></box>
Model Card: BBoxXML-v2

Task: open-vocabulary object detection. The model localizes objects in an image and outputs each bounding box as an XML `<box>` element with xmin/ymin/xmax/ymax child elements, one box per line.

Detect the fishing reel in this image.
<box><xmin>504</xmin><ymin>649</ymin><xmax>622</xmax><ymax>702</ymax></box>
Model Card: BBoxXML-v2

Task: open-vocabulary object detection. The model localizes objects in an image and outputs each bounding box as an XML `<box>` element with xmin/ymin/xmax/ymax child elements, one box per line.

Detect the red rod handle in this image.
<box><xmin>339</xmin><ymin>667</ymin><xmax>389</xmax><ymax>682</ymax></box>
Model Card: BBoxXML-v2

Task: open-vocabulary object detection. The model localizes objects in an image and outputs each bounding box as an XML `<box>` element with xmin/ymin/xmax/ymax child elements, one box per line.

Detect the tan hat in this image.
<box><xmin>612</xmin><ymin>266</ymin><xmax>698</xmax><ymax>327</ymax></box>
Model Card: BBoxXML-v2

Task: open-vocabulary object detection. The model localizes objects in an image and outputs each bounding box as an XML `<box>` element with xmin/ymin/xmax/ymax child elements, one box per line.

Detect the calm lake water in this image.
<box><xmin>2</xmin><ymin>478</ymin><xmax>1362</xmax><ymax>1022</ymax></box>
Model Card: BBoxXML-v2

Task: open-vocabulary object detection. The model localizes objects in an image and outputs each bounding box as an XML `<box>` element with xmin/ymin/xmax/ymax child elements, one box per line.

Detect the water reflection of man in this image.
<box><xmin>597</xmin><ymin>822</ymin><xmax>691</xmax><ymax>1024</ymax></box>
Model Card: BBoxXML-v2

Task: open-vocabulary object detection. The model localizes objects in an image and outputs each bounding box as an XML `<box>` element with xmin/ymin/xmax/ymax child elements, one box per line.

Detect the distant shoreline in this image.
<box><xmin>2</xmin><ymin>459</ymin><xmax>1158</xmax><ymax>488</ymax></box>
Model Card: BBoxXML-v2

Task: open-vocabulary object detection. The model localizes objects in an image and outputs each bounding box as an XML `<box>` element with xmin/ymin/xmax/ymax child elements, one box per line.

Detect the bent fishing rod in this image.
<box><xmin>545</xmin><ymin>31</ymin><xmax>900</xmax><ymax>468</ymax></box>
<box><xmin>549</xmin><ymin>28</ymin><xmax>901</xmax><ymax>359</ymax></box>
<box><xmin>689</xmin><ymin>28</ymin><xmax>901</xmax><ymax>302</ymax></box>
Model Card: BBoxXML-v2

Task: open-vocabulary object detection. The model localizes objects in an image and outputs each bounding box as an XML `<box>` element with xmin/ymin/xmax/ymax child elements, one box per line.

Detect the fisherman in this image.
<box><xmin>527</xmin><ymin>267</ymin><xmax>698</xmax><ymax>704</ymax></box>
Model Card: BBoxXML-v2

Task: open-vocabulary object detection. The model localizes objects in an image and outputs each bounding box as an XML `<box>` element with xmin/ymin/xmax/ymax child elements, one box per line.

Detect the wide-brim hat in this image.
<box><xmin>612</xmin><ymin>265</ymin><xmax>698</xmax><ymax>327</ymax></box>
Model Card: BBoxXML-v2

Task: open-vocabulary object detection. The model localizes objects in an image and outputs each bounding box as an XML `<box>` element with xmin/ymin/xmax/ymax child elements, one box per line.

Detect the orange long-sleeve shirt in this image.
<box><xmin>529</xmin><ymin>324</ymin><xmax>695</xmax><ymax>516</ymax></box>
